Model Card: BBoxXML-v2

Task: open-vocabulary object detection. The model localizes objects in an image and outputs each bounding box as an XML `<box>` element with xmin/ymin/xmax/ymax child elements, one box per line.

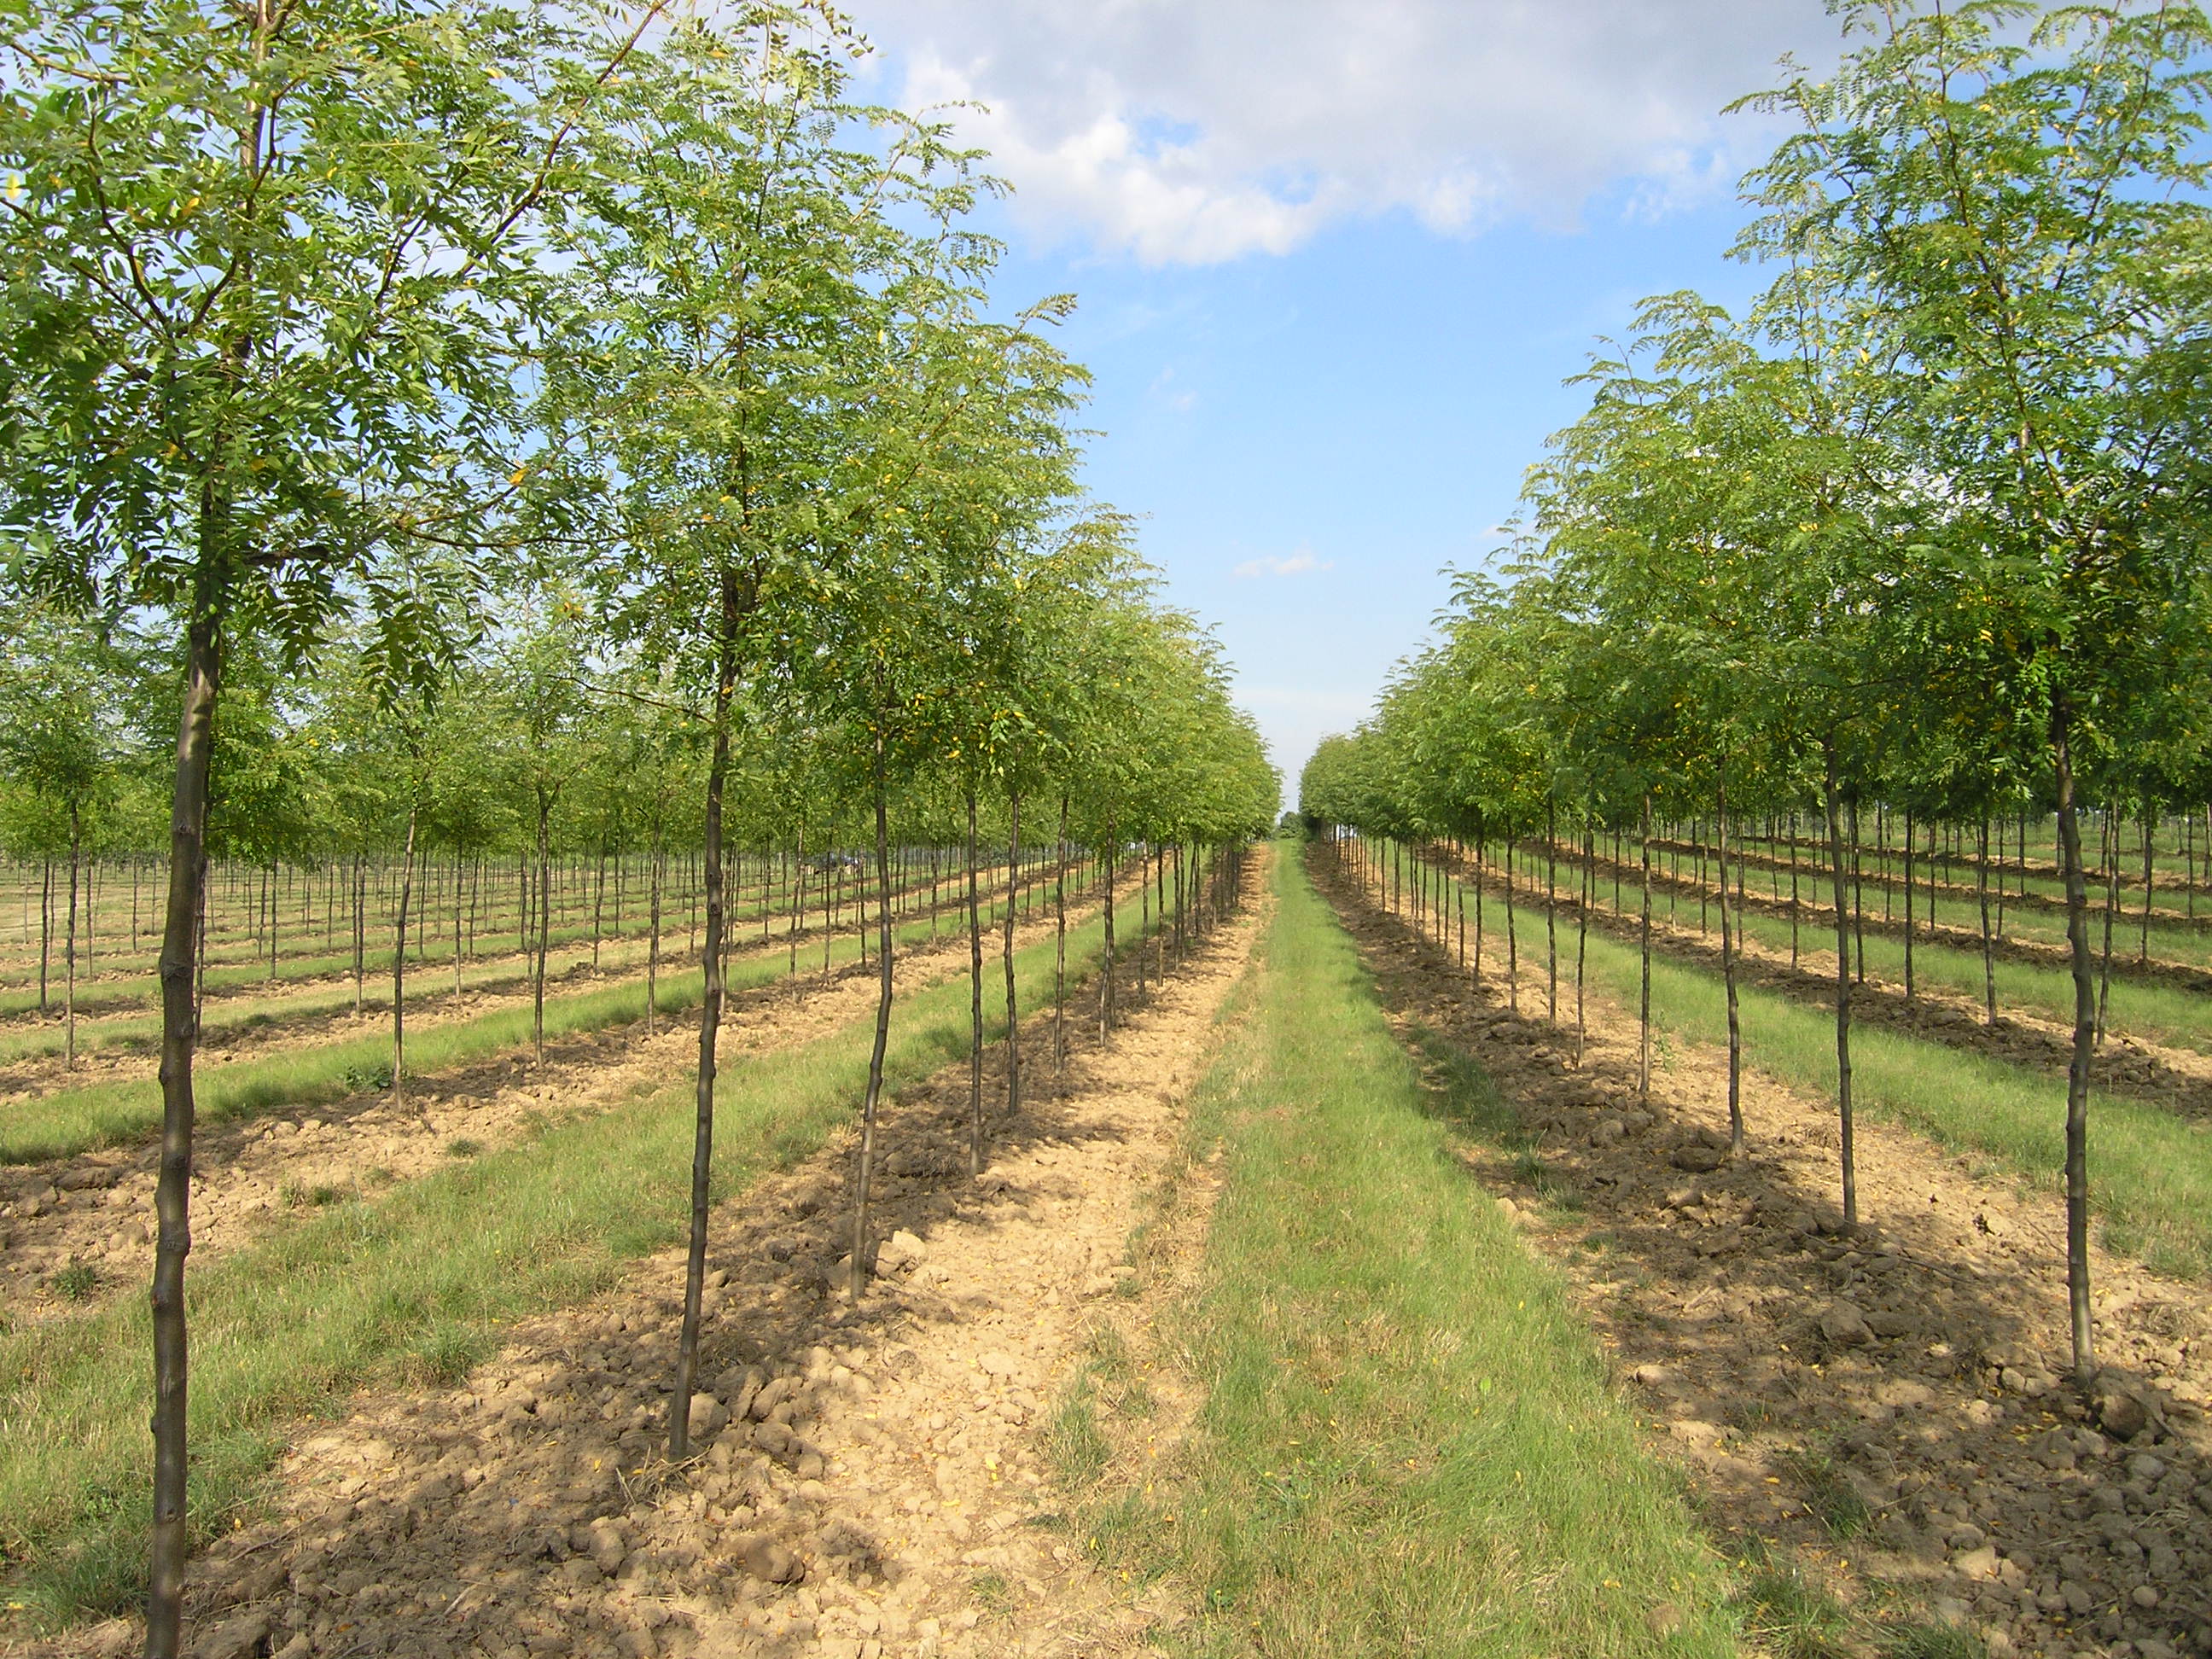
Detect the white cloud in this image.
<box><xmin>868</xmin><ymin>0</ymin><xmax>1840</xmax><ymax>265</ymax></box>
<box><xmin>1147</xmin><ymin>364</ymin><xmax>1197</xmax><ymax>411</ymax></box>
<box><xmin>1232</xmin><ymin>549</ymin><xmax>1333</xmax><ymax>579</ymax></box>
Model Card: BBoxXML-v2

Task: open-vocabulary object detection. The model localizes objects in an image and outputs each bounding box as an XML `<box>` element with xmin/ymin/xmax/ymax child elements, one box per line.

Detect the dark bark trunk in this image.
<box><xmin>647</xmin><ymin>838</ymin><xmax>663</xmax><ymax>1039</ymax></box>
<box><xmin>966</xmin><ymin>785</ymin><xmax>985</xmax><ymax>1176</ymax></box>
<box><xmin>38</xmin><ymin>857</ymin><xmax>50</xmax><ymax>1014</ymax></box>
<box><xmin>1101</xmin><ymin>822</ymin><xmax>1118</xmax><ymax>1039</ymax></box>
<box><xmin>2097</xmin><ymin>806</ymin><xmax>2118</xmax><ymax>1048</ymax></box>
<box><xmin>1054</xmin><ymin>795</ymin><xmax>1068</xmax><ymax>1077</ymax></box>
<box><xmin>1978</xmin><ymin>819</ymin><xmax>1997</xmax><ymax>1025</ymax></box>
<box><xmin>668</xmin><ymin>601</ymin><xmax>738</xmax><ymax>1462</ymax></box>
<box><xmin>1003</xmin><ymin>793</ymin><xmax>1021</xmax><ymax>1121</ymax></box>
<box><xmin>1848</xmin><ymin>795</ymin><xmax>1866</xmax><ymax>987</ymax></box>
<box><xmin>1639</xmin><ymin>797</ymin><xmax>1653</xmax><ymax>1103</ymax></box>
<box><xmin>2052</xmin><ymin>701</ymin><xmax>2097</xmax><ymax>1382</ymax></box>
<box><xmin>534</xmin><ymin>800</ymin><xmax>552</xmax><ymax>1062</ymax></box>
<box><xmin>1575</xmin><ymin>821</ymin><xmax>1590</xmax><ymax>1066</ymax></box>
<box><xmin>1823</xmin><ymin>743</ymin><xmax>1858</xmax><ymax>1227</ymax></box>
<box><xmin>65</xmin><ymin>807</ymin><xmax>80</xmax><ymax>1070</ymax></box>
<box><xmin>2138</xmin><ymin>806</ymin><xmax>2155</xmax><ymax>964</ymax></box>
<box><xmin>847</xmin><ymin>734</ymin><xmax>896</xmax><ymax>1301</ymax></box>
<box><xmin>1545</xmin><ymin>800</ymin><xmax>1558</xmax><ymax>1024</ymax></box>
<box><xmin>352</xmin><ymin>855</ymin><xmax>365</xmax><ymax>1017</ymax></box>
<box><xmin>1504</xmin><ymin>837</ymin><xmax>1519</xmax><ymax>1013</ymax></box>
<box><xmin>392</xmin><ymin>806</ymin><xmax>418</xmax><ymax>1112</ymax></box>
<box><xmin>1902</xmin><ymin>809</ymin><xmax>1915</xmax><ymax>1004</ymax></box>
<box><xmin>1473</xmin><ymin>831</ymin><xmax>1485</xmax><ymax>981</ymax></box>
<box><xmin>146</xmin><ymin>590</ymin><xmax>222</xmax><ymax>1659</ymax></box>
<box><xmin>1717</xmin><ymin>782</ymin><xmax>1742</xmax><ymax>1155</ymax></box>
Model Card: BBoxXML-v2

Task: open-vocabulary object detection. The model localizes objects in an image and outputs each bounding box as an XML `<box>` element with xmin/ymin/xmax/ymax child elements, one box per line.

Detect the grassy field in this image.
<box><xmin>1516</xmin><ymin>842</ymin><xmax>2212</xmax><ymax>1056</ymax></box>
<box><xmin>1056</xmin><ymin>847</ymin><xmax>1740</xmax><ymax>1656</ymax></box>
<box><xmin>1385</xmin><ymin>841</ymin><xmax>2212</xmax><ymax>1281</ymax></box>
<box><xmin>0</xmin><ymin>878</ymin><xmax>1143</xmax><ymax>1628</ymax></box>
<box><xmin>0</xmin><ymin>872</ymin><xmax>1079</xmax><ymax>1165</ymax></box>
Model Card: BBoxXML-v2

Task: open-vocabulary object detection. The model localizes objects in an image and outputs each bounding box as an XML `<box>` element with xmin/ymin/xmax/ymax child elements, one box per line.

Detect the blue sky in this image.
<box><xmin>859</xmin><ymin>1</ymin><xmax>1848</xmax><ymax>801</ymax></box>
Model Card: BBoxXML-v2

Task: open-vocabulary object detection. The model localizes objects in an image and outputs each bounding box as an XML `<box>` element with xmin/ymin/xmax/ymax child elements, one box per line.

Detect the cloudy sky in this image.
<box><xmin>858</xmin><ymin>0</ymin><xmax>1848</xmax><ymax>804</ymax></box>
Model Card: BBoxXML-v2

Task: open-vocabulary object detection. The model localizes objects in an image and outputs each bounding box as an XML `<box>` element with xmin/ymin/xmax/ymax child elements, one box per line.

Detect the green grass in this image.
<box><xmin>0</xmin><ymin>874</ymin><xmax>1072</xmax><ymax>1166</ymax></box>
<box><xmin>1522</xmin><ymin>846</ymin><xmax>2212</xmax><ymax>1056</ymax></box>
<box><xmin>1062</xmin><ymin>848</ymin><xmax>1739</xmax><ymax>1657</ymax></box>
<box><xmin>0</xmin><ymin>857</ymin><xmax>1053</xmax><ymax>1034</ymax></box>
<box><xmin>1395</xmin><ymin>846</ymin><xmax>2212</xmax><ymax>1282</ymax></box>
<box><xmin>0</xmin><ymin>873</ymin><xmax>1150</xmax><ymax>1631</ymax></box>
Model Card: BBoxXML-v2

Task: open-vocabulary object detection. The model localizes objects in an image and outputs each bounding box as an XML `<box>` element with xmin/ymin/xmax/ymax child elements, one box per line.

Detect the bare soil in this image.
<box><xmin>0</xmin><ymin>880</ymin><xmax>1119</xmax><ymax>1324</ymax></box>
<box><xmin>21</xmin><ymin>871</ymin><xmax>1260</xmax><ymax>1659</ymax></box>
<box><xmin>1318</xmin><ymin>847</ymin><xmax>2212</xmax><ymax>1659</ymax></box>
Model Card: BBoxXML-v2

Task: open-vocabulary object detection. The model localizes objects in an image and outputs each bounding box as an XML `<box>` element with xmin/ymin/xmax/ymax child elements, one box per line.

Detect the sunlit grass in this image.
<box><xmin>1060</xmin><ymin>849</ymin><xmax>1739</xmax><ymax>1657</ymax></box>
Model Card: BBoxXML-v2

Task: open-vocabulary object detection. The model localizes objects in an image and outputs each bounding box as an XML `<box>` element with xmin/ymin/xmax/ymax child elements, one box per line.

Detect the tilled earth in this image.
<box><xmin>1423</xmin><ymin>841</ymin><xmax>2212</xmax><ymax>1121</ymax></box>
<box><xmin>1318</xmin><ymin>848</ymin><xmax>2212</xmax><ymax>1659</ymax></box>
<box><xmin>35</xmin><ymin>882</ymin><xmax>1260</xmax><ymax>1659</ymax></box>
<box><xmin>0</xmin><ymin>883</ymin><xmax>1110</xmax><ymax>1321</ymax></box>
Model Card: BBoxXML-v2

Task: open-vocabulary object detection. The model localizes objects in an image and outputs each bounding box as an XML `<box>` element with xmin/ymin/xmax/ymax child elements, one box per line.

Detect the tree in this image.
<box><xmin>0</xmin><ymin>1</ymin><xmax>667</xmax><ymax>1640</ymax></box>
<box><xmin>1742</xmin><ymin>0</ymin><xmax>2212</xmax><ymax>1378</ymax></box>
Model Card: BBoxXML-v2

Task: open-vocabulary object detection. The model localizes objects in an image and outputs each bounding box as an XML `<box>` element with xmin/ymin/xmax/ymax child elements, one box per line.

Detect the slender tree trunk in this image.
<box><xmin>966</xmin><ymin>784</ymin><xmax>985</xmax><ymax>1176</ymax></box>
<box><xmin>1138</xmin><ymin>839</ymin><xmax>1150</xmax><ymax>997</ymax></box>
<box><xmin>1789</xmin><ymin>824</ymin><xmax>1801</xmax><ymax>968</ymax></box>
<box><xmin>352</xmin><ymin>855</ymin><xmax>365</xmax><ymax>1018</ymax></box>
<box><xmin>1717</xmin><ymin>781</ymin><xmax>1742</xmax><ymax>1155</ymax></box>
<box><xmin>1054</xmin><ymin>795</ymin><xmax>1069</xmax><ymax>1078</ymax></box>
<box><xmin>1848</xmin><ymin>795</ymin><xmax>1866</xmax><ymax>987</ymax></box>
<box><xmin>1473</xmin><ymin>831</ymin><xmax>1485</xmax><ymax>982</ymax></box>
<box><xmin>1102</xmin><ymin>822</ymin><xmax>1118</xmax><ymax>1039</ymax></box>
<box><xmin>1505</xmin><ymin>837</ymin><xmax>1519</xmax><ymax>1013</ymax></box>
<box><xmin>1575</xmin><ymin>820</ymin><xmax>1590</xmax><ymax>1067</ymax></box>
<box><xmin>1004</xmin><ymin>792</ymin><xmax>1021</xmax><ymax>1121</ymax></box>
<box><xmin>1978</xmin><ymin>818</ymin><xmax>1997</xmax><ymax>1026</ymax></box>
<box><xmin>392</xmin><ymin>806</ymin><xmax>417</xmax><ymax>1112</ymax></box>
<box><xmin>65</xmin><ymin>807</ymin><xmax>80</xmax><ymax>1071</ymax></box>
<box><xmin>2051</xmin><ymin>703</ymin><xmax>2097</xmax><ymax>1382</ymax></box>
<box><xmin>39</xmin><ymin>858</ymin><xmax>51</xmax><ymax>1014</ymax></box>
<box><xmin>1902</xmin><ymin>808</ymin><xmax>1916</xmax><ymax>1004</ymax></box>
<box><xmin>648</xmin><ymin>838</ymin><xmax>663</xmax><ymax>1039</ymax></box>
<box><xmin>2097</xmin><ymin>806</ymin><xmax>2119</xmax><ymax>1048</ymax></box>
<box><xmin>669</xmin><ymin>613</ymin><xmax>738</xmax><ymax>1462</ymax></box>
<box><xmin>1823</xmin><ymin>743</ymin><xmax>1858</xmax><ymax>1228</ymax></box>
<box><xmin>848</xmin><ymin>733</ymin><xmax>896</xmax><ymax>1301</ymax></box>
<box><xmin>533</xmin><ymin>790</ymin><xmax>551</xmax><ymax>1065</ymax></box>
<box><xmin>789</xmin><ymin>831</ymin><xmax>805</xmax><ymax>980</ymax></box>
<box><xmin>2137</xmin><ymin>804</ymin><xmax>2155</xmax><ymax>965</ymax></box>
<box><xmin>146</xmin><ymin>590</ymin><xmax>222</xmax><ymax>1659</ymax></box>
<box><xmin>1545</xmin><ymin>799</ymin><xmax>1558</xmax><ymax>1024</ymax></box>
<box><xmin>1639</xmin><ymin>797</ymin><xmax>1653</xmax><ymax>1103</ymax></box>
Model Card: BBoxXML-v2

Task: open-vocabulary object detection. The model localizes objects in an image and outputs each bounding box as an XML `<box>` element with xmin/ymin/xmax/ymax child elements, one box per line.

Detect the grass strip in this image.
<box><xmin>0</xmin><ymin>858</ymin><xmax>1045</xmax><ymax>1023</ymax></box>
<box><xmin>0</xmin><ymin>874</ymin><xmax>1076</xmax><ymax>1166</ymax></box>
<box><xmin>1534</xmin><ymin>849</ymin><xmax>2212</xmax><ymax>1056</ymax></box>
<box><xmin>0</xmin><ymin>880</ymin><xmax>1148</xmax><ymax>1628</ymax></box>
<box><xmin>1062</xmin><ymin>848</ymin><xmax>1738</xmax><ymax>1657</ymax></box>
<box><xmin>1393</xmin><ymin>846</ymin><xmax>2212</xmax><ymax>1282</ymax></box>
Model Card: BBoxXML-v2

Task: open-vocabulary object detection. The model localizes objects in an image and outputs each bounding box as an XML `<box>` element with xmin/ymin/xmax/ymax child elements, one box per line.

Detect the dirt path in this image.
<box><xmin>1318</xmin><ymin>848</ymin><xmax>2212</xmax><ymax>1659</ymax></box>
<box><xmin>0</xmin><ymin>879</ymin><xmax>1122</xmax><ymax>1324</ymax></box>
<box><xmin>28</xmin><ymin>867</ymin><xmax>1263</xmax><ymax>1659</ymax></box>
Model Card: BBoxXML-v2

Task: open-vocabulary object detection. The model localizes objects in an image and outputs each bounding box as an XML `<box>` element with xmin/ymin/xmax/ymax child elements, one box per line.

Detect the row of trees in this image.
<box><xmin>1303</xmin><ymin>0</ymin><xmax>2212</xmax><ymax>1394</ymax></box>
<box><xmin>0</xmin><ymin>3</ymin><xmax>1273</xmax><ymax>1648</ymax></box>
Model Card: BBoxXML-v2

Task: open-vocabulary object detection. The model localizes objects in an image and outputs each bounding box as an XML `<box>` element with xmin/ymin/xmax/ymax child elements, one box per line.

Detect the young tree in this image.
<box><xmin>0</xmin><ymin>3</ymin><xmax>665</xmax><ymax>1639</ymax></box>
<box><xmin>1743</xmin><ymin>0</ymin><xmax>2212</xmax><ymax>1376</ymax></box>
